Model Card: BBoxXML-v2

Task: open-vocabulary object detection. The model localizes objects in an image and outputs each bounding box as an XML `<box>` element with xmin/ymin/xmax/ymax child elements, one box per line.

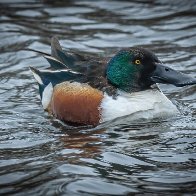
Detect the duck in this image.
<box><xmin>30</xmin><ymin>37</ymin><xmax>196</xmax><ymax>126</ymax></box>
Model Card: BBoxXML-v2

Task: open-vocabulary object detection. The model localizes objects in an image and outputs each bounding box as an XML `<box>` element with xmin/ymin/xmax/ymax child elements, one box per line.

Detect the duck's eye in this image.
<box><xmin>135</xmin><ymin>59</ymin><xmax>141</xmax><ymax>65</ymax></box>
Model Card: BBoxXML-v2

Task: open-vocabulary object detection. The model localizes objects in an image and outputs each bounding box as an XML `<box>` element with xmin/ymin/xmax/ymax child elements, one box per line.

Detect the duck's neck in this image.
<box><xmin>106</xmin><ymin>78</ymin><xmax>151</xmax><ymax>94</ymax></box>
<box><xmin>119</xmin><ymin>84</ymin><xmax>149</xmax><ymax>93</ymax></box>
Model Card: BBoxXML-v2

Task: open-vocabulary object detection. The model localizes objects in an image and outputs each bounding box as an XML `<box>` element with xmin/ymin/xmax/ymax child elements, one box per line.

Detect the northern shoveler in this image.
<box><xmin>30</xmin><ymin>37</ymin><xmax>196</xmax><ymax>126</ymax></box>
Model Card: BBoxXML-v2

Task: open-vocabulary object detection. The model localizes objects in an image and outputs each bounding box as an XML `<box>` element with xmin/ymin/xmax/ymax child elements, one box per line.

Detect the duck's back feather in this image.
<box><xmin>30</xmin><ymin>37</ymin><xmax>117</xmax><ymax>95</ymax></box>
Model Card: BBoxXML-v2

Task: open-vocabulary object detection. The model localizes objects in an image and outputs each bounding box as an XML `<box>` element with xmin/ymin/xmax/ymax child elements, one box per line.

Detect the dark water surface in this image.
<box><xmin>0</xmin><ymin>0</ymin><xmax>196</xmax><ymax>195</ymax></box>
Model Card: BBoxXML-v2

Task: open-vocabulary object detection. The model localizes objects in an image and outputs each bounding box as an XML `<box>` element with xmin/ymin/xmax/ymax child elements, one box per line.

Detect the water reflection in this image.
<box><xmin>59</xmin><ymin>128</ymin><xmax>105</xmax><ymax>159</ymax></box>
<box><xmin>0</xmin><ymin>0</ymin><xmax>196</xmax><ymax>195</ymax></box>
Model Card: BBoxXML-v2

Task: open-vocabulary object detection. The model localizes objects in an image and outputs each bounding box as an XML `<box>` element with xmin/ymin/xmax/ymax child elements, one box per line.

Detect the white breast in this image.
<box><xmin>100</xmin><ymin>88</ymin><xmax>179</xmax><ymax>123</ymax></box>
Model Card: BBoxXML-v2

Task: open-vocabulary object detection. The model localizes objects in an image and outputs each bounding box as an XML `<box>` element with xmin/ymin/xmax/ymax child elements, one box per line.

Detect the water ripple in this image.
<box><xmin>0</xmin><ymin>0</ymin><xmax>196</xmax><ymax>195</ymax></box>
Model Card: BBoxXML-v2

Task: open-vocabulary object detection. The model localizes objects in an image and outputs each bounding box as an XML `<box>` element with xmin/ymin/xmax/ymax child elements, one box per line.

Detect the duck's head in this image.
<box><xmin>106</xmin><ymin>48</ymin><xmax>196</xmax><ymax>92</ymax></box>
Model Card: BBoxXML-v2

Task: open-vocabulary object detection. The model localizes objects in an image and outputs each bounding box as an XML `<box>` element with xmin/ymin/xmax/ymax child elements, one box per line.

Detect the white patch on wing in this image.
<box><xmin>42</xmin><ymin>82</ymin><xmax>53</xmax><ymax>110</ymax></box>
<box><xmin>30</xmin><ymin>69</ymin><xmax>43</xmax><ymax>85</ymax></box>
<box><xmin>44</xmin><ymin>55</ymin><xmax>64</xmax><ymax>64</ymax></box>
<box><xmin>40</xmin><ymin>69</ymin><xmax>81</xmax><ymax>75</ymax></box>
<box><xmin>100</xmin><ymin>89</ymin><xmax>179</xmax><ymax>123</ymax></box>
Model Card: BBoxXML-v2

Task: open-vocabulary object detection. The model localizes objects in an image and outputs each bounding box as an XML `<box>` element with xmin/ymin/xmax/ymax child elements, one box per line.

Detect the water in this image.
<box><xmin>0</xmin><ymin>0</ymin><xmax>196</xmax><ymax>195</ymax></box>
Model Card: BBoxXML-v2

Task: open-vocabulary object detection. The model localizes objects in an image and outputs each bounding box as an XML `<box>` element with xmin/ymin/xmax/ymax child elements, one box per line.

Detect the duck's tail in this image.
<box><xmin>30</xmin><ymin>66</ymin><xmax>84</xmax><ymax>108</ymax></box>
<box><xmin>29</xmin><ymin>67</ymin><xmax>53</xmax><ymax>110</ymax></box>
<box><xmin>30</xmin><ymin>66</ymin><xmax>83</xmax><ymax>86</ymax></box>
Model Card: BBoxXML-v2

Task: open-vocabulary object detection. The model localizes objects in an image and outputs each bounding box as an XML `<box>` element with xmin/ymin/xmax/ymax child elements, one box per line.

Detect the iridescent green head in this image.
<box><xmin>106</xmin><ymin>48</ymin><xmax>156</xmax><ymax>92</ymax></box>
<box><xmin>106</xmin><ymin>48</ymin><xmax>196</xmax><ymax>92</ymax></box>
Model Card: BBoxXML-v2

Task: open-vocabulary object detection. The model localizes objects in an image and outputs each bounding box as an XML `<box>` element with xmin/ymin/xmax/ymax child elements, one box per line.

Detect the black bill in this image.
<box><xmin>150</xmin><ymin>63</ymin><xmax>196</xmax><ymax>87</ymax></box>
